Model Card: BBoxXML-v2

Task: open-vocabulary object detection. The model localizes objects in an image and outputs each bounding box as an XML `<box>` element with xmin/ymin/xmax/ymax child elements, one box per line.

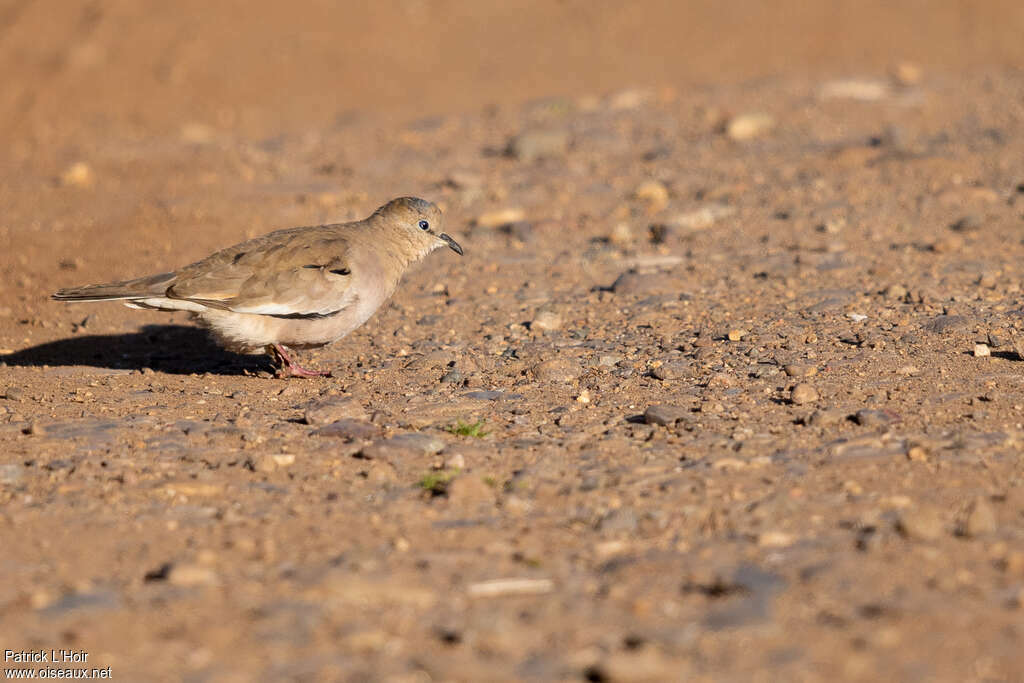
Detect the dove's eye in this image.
<box><xmin>418</xmin><ymin>220</ymin><xmax>430</xmax><ymax>231</ymax></box>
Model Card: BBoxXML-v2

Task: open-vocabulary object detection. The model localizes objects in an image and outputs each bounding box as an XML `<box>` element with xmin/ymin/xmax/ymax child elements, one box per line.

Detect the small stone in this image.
<box><xmin>312</xmin><ymin>418</ymin><xmax>381</xmax><ymax>440</ymax></box>
<box><xmin>958</xmin><ymin>497</ymin><xmax>997</xmax><ymax>537</ymax></box>
<box><xmin>922</xmin><ymin>315</ymin><xmax>968</xmax><ymax>335</ymax></box>
<box><xmin>506</xmin><ymin>128</ymin><xmax>570</xmax><ymax>162</ymax></box>
<box><xmin>531</xmin><ymin>358</ymin><xmax>580</xmax><ymax>383</ymax></box>
<box><xmin>362</xmin><ymin>433</ymin><xmax>446</xmax><ymax>460</ymax></box>
<box><xmin>531</xmin><ymin>308</ymin><xmax>563</xmax><ymax>332</ymax></box>
<box><xmin>0</xmin><ymin>463</ymin><xmax>24</xmax><ymax>486</ymax></box>
<box><xmin>974</xmin><ymin>343</ymin><xmax>991</xmax><ymax>358</ymax></box>
<box><xmin>790</xmin><ymin>383</ymin><xmax>819</xmax><ymax>405</ymax></box>
<box><xmin>854</xmin><ymin>409</ymin><xmax>896</xmax><ymax>427</ymax></box>
<box><xmin>931</xmin><ymin>235</ymin><xmax>964</xmax><ymax>253</ymax></box>
<box><xmin>443</xmin><ymin>452</ymin><xmax>466</xmax><ymax>470</ymax></box>
<box><xmin>180</xmin><ymin>122</ymin><xmax>216</xmax><ymax>144</ymax></box>
<box><xmin>439</xmin><ymin>368</ymin><xmax>464</xmax><ymax>384</ymax></box>
<box><xmin>651</xmin><ymin>360</ymin><xmax>689</xmax><ymax>381</ymax></box>
<box><xmin>897</xmin><ymin>507</ymin><xmax>944</xmax><ymax>541</ymax></box>
<box><xmin>166</xmin><ymin>563</ymin><xmax>219</xmax><ymax>587</ymax></box>
<box><xmin>809</xmin><ymin>408</ymin><xmax>847</xmax><ymax>427</ymax></box>
<box><xmin>884</xmin><ymin>284</ymin><xmax>908</xmax><ymax>300</ymax></box>
<box><xmin>576</xmin><ymin>389</ymin><xmax>591</xmax><ymax>404</ymax></box>
<box><xmin>666</xmin><ymin>204</ymin><xmax>735</xmax><ymax>230</ymax></box>
<box><xmin>727</xmin><ymin>329</ymin><xmax>746</xmax><ymax>342</ymax></box>
<box><xmin>892</xmin><ymin>62</ymin><xmax>923</xmax><ymax>86</ymax></box>
<box><xmin>476</xmin><ymin>207</ymin><xmax>526</xmax><ymax>228</ymax></box>
<box><xmin>906</xmin><ymin>445</ymin><xmax>929</xmax><ymax>462</ymax></box>
<box><xmin>644</xmin><ymin>404</ymin><xmax>688</xmax><ymax>426</ymax></box>
<box><xmin>758</xmin><ymin>531</ymin><xmax>795</xmax><ymax>548</ymax></box>
<box><xmin>24</xmin><ymin>421</ymin><xmax>47</xmax><ymax>436</ymax></box>
<box><xmin>611</xmin><ymin>270</ymin><xmax>679</xmax><ymax>296</ymax></box>
<box><xmin>818</xmin><ymin>79</ymin><xmax>890</xmax><ymax>101</ymax></box>
<box><xmin>162</xmin><ymin>481</ymin><xmax>222</xmax><ymax>497</ymax></box>
<box><xmin>608</xmin><ymin>222</ymin><xmax>634</xmax><ymax>246</ymax></box>
<box><xmin>633</xmin><ymin>180</ymin><xmax>669</xmax><ymax>207</ymax></box>
<box><xmin>950</xmin><ymin>214</ymin><xmax>983</xmax><ymax>232</ymax></box>
<box><xmin>252</xmin><ymin>454</ymin><xmax>280</xmax><ymax>473</ymax></box>
<box><xmin>725</xmin><ymin>113</ymin><xmax>775</xmax><ymax>141</ymax></box>
<box><xmin>2</xmin><ymin>387</ymin><xmax>25</xmax><ymax>401</ymax></box>
<box><xmin>303</xmin><ymin>397</ymin><xmax>365</xmax><ymax>426</ymax></box>
<box><xmin>784</xmin><ymin>364</ymin><xmax>817</xmax><ymax>378</ymax></box>
<box><xmin>60</xmin><ymin>161</ymin><xmax>94</xmax><ymax>187</ymax></box>
<box><xmin>445</xmin><ymin>169</ymin><xmax>482</xmax><ymax>189</ymax></box>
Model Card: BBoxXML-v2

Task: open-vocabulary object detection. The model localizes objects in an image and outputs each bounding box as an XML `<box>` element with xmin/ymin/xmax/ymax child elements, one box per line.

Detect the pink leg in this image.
<box><xmin>268</xmin><ymin>344</ymin><xmax>332</xmax><ymax>378</ymax></box>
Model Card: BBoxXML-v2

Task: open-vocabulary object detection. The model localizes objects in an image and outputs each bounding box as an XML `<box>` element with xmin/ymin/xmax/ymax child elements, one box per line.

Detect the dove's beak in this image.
<box><xmin>439</xmin><ymin>233</ymin><xmax>463</xmax><ymax>255</ymax></box>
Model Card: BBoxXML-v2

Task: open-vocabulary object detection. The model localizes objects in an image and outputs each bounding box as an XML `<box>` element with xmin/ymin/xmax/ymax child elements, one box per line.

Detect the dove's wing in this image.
<box><xmin>167</xmin><ymin>225</ymin><xmax>358</xmax><ymax>317</ymax></box>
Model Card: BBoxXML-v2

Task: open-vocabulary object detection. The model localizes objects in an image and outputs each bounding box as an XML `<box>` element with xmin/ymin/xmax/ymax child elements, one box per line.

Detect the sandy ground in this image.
<box><xmin>3</xmin><ymin>2</ymin><xmax>1024</xmax><ymax>681</ymax></box>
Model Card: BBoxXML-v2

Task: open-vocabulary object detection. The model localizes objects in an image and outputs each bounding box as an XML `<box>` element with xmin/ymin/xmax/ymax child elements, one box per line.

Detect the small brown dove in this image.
<box><xmin>53</xmin><ymin>197</ymin><xmax>463</xmax><ymax>377</ymax></box>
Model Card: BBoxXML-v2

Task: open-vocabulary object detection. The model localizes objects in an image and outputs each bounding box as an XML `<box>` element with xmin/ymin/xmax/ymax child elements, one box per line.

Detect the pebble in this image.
<box><xmin>608</xmin><ymin>222</ymin><xmax>634</xmax><ymax>246</ymax></box>
<box><xmin>896</xmin><ymin>507</ymin><xmax>944</xmax><ymax>541</ymax></box>
<box><xmin>303</xmin><ymin>397</ymin><xmax>365</xmax><ymax>426</ymax></box>
<box><xmin>884</xmin><ymin>284</ymin><xmax>908</xmax><ymax>300</ymax></box>
<box><xmin>531</xmin><ymin>358</ymin><xmax>581</xmax><ymax>383</ymax></box>
<box><xmin>362</xmin><ymin>433</ymin><xmax>446</xmax><ymax>459</ymax></box>
<box><xmin>463</xmin><ymin>390</ymin><xmax>523</xmax><ymax>401</ymax></box>
<box><xmin>725</xmin><ymin>113</ymin><xmax>775</xmax><ymax>141</ymax></box>
<box><xmin>0</xmin><ymin>463</ymin><xmax>24</xmax><ymax>485</ymax></box>
<box><xmin>644</xmin><ymin>404</ymin><xmax>689</xmax><ymax>426</ymax></box>
<box><xmin>611</xmin><ymin>270</ymin><xmax>678</xmax><ymax>296</ymax></box>
<box><xmin>818</xmin><ymin>79</ymin><xmax>890</xmax><ymax>101</ymax></box>
<box><xmin>439</xmin><ymin>368</ymin><xmax>464</xmax><ymax>384</ymax></box>
<box><xmin>2</xmin><ymin>387</ymin><xmax>24</xmax><ymax>401</ymax></box>
<box><xmin>809</xmin><ymin>408</ymin><xmax>847</xmax><ymax>427</ymax></box>
<box><xmin>443</xmin><ymin>451</ymin><xmax>466</xmax><ymax>470</ymax></box>
<box><xmin>651</xmin><ymin>360</ymin><xmax>690</xmax><ymax>381</ymax></box>
<box><xmin>666</xmin><ymin>204</ymin><xmax>735</xmax><ymax>230</ymax></box>
<box><xmin>162</xmin><ymin>480</ymin><xmax>223</xmax><ymax>498</ymax></box>
<box><xmin>893</xmin><ymin>62</ymin><xmax>923</xmax><ymax>86</ymax></box>
<box><xmin>166</xmin><ymin>563</ymin><xmax>219</xmax><ymax>587</ymax></box>
<box><xmin>950</xmin><ymin>214</ymin><xmax>983</xmax><ymax>232</ymax></box>
<box><xmin>727</xmin><ymin>329</ymin><xmax>746</xmax><ymax>342</ymax></box>
<box><xmin>530</xmin><ymin>308</ymin><xmax>563</xmax><ymax>332</ymax></box>
<box><xmin>633</xmin><ymin>179</ymin><xmax>669</xmax><ymax>206</ymax></box>
<box><xmin>758</xmin><ymin>531</ymin><xmax>795</xmax><ymax>548</ymax></box>
<box><xmin>60</xmin><ymin>161</ymin><xmax>94</xmax><ymax>187</ymax></box>
<box><xmin>922</xmin><ymin>315</ymin><xmax>968</xmax><ymax>335</ymax></box>
<box><xmin>476</xmin><ymin>207</ymin><xmax>526</xmax><ymax>228</ymax></box>
<box><xmin>854</xmin><ymin>409</ymin><xmax>896</xmax><ymax>427</ymax></box>
<box><xmin>312</xmin><ymin>418</ymin><xmax>381</xmax><ymax>440</ymax></box>
<box><xmin>467</xmin><ymin>578</ymin><xmax>554</xmax><ymax>598</ymax></box>
<box><xmin>784</xmin><ymin>363</ymin><xmax>817</xmax><ymax>378</ymax></box>
<box><xmin>790</xmin><ymin>383</ymin><xmax>819</xmax><ymax>405</ymax></box>
<box><xmin>445</xmin><ymin>169</ymin><xmax>483</xmax><ymax>189</ymax></box>
<box><xmin>973</xmin><ymin>343</ymin><xmax>991</xmax><ymax>358</ymax></box>
<box><xmin>958</xmin><ymin>497</ymin><xmax>997</xmax><ymax>537</ymax></box>
<box><xmin>506</xmin><ymin>128</ymin><xmax>570</xmax><ymax>162</ymax></box>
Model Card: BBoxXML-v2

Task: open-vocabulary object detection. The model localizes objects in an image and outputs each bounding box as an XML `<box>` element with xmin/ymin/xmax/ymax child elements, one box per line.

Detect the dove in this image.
<box><xmin>53</xmin><ymin>197</ymin><xmax>463</xmax><ymax>377</ymax></box>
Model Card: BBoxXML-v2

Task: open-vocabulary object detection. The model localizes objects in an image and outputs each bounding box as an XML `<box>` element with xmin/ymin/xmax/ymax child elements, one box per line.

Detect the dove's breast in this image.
<box><xmin>197</xmin><ymin>246</ymin><xmax>403</xmax><ymax>352</ymax></box>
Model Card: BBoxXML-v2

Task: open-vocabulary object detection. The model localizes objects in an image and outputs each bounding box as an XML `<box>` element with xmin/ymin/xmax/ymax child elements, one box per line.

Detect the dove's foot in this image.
<box><xmin>269</xmin><ymin>344</ymin><xmax>332</xmax><ymax>378</ymax></box>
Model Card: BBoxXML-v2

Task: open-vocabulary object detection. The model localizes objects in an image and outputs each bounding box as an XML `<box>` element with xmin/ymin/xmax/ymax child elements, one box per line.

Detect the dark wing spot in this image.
<box><xmin>302</xmin><ymin>264</ymin><xmax>323</xmax><ymax>269</ymax></box>
<box><xmin>330</xmin><ymin>267</ymin><xmax>351</xmax><ymax>276</ymax></box>
<box><xmin>232</xmin><ymin>252</ymin><xmax>247</xmax><ymax>264</ymax></box>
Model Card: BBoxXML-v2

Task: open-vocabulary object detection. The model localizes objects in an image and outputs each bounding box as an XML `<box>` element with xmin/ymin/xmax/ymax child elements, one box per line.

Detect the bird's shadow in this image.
<box><xmin>0</xmin><ymin>325</ymin><xmax>272</xmax><ymax>376</ymax></box>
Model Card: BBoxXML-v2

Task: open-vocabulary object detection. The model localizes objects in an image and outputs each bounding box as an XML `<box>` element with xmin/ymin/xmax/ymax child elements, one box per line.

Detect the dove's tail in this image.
<box><xmin>52</xmin><ymin>272</ymin><xmax>177</xmax><ymax>303</ymax></box>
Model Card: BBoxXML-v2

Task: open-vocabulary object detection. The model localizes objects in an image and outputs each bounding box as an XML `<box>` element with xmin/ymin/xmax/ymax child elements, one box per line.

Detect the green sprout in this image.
<box><xmin>446</xmin><ymin>419</ymin><xmax>489</xmax><ymax>438</ymax></box>
<box><xmin>419</xmin><ymin>470</ymin><xmax>457</xmax><ymax>495</ymax></box>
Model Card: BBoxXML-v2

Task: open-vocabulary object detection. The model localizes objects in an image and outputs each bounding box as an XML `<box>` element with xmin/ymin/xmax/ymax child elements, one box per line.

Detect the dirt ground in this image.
<box><xmin>3</xmin><ymin>2</ymin><xmax>1024</xmax><ymax>681</ymax></box>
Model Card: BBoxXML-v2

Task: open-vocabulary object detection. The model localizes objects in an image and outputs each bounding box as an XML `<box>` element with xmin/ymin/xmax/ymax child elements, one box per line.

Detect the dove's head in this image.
<box><xmin>375</xmin><ymin>196</ymin><xmax>463</xmax><ymax>259</ymax></box>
